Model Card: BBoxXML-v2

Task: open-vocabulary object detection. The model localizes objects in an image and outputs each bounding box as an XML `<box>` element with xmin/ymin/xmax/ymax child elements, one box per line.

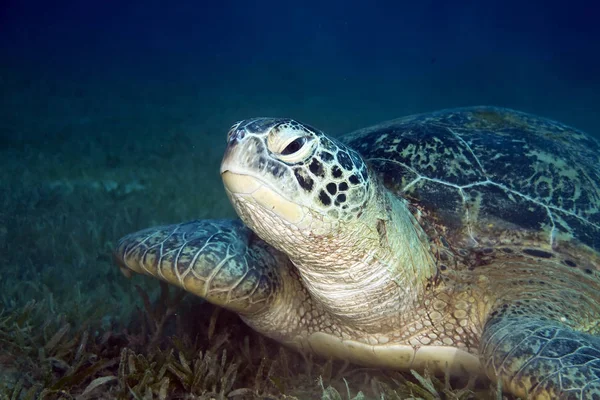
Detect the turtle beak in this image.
<box><xmin>220</xmin><ymin>119</ymin><xmax>261</xmax><ymax>194</ymax></box>
<box><xmin>219</xmin><ymin>123</ymin><xmax>255</xmax><ymax>177</ymax></box>
<box><xmin>221</xmin><ymin>170</ymin><xmax>306</xmax><ymax>226</ymax></box>
<box><xmin>221</xmin><ymin>170</ymin><xmax>261</xmax><ymax>195</ymax></box>
<box><xmin>220</xmin><ymin>142</ymin><xmax>306</xmax><ymax>226</ymax></box>
<box><xmin>220</xmin><ymin>128</ymin><xmax>239</xmax><ymax>175</ymax></box>
<box><xmin>219</xmin><ymin>122</ymin><xmax>265</xmax><ymax>187</ymax></box>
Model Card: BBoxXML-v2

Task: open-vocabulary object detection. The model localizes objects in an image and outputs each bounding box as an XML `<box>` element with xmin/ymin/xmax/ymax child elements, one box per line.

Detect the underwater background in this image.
<box><xmin>1</xmin><ymin>0</ymin><xmax>598</xmax><ymax>398</ymax></box>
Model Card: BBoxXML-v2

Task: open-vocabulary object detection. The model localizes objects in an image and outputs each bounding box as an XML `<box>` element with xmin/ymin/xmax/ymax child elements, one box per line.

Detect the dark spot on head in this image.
<box><xmin>349</xmin><ymin>174</ymin><xmax>360</xmax><ymax>185</ymax></box>
<box><xmin>331</xmin><ymin>165</ymin><xmax>343</xmax><ymax>178</ymax></box>
<box><xmin>326</xmin><ymin>182</ymin><xmax>337</xmax><ymax>195</ymax></box>
<box><xmin>319</xmin><ymin>151</ymin><xmax>334</xmax><ymax>162</ymax></box>
<box><xmin>440</xmin><ymin>264</ymin><xmax>447</xmax><ymax>271</ymax></box>
<box><xmin>258</xmin><ymin>156</ymin><xmax>267</xmax><ymax>169</ymax></box>
<box><xmin>338</xmin><ymin>182</ymin><xmax>349</xmax><ymax>191</ymax></box>
<box><xmin>320</xmin><ymin>137</ymin><xmax>336</xmax><ymax>151</ymax></box>
<box><xmin>482</xmin><ymin>248</ymin><xmax>494</xmax><ymax>254</ymax></box>
<box><xmin>294</xmin><ymin>169</ymin><xmax>314</xmax><ymax>192</ymax></box>
<box><xmin>585</xmin><ymin>268</ymin><xmax>593</xmax><ymax>274</ymax></box>
<box><xmin>523</xmin><ymin>248</ymin><xmax>554</xmax><ymax>258</ymax></box>
<box><xmin>309</xmin><ymin>158</ymin><xmax>325</xmax><ymax>177</ymax></box>
<box><xmin>271</xmin><ymin>164</ymin><xmax>283</xmax><ymax>177</ymax></box>
<box><xmin>563</xmin><ymin>259</ymin><xmax>577</xmax><ymax>268</ymax></box>
<box><xmin>336</xmin><ymin>151</ymin><xmax>353</xmax><ymax>171</ymax></box>
<box><xmin>319</xmin><ymin>190</ymin><xmax>331</xmax><ymax>206</ymax></box>
<box><xmin>336</xmin><ymin>193</ymin><xmax>346</xmax><ymax>203</ymax></box>
<box><xmin>501</xmin><ymin>247</ymin><xmax>514</xmax><ymax>253</ymax></box>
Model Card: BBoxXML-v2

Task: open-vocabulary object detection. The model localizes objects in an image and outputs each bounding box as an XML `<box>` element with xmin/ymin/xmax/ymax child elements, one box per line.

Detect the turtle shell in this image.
<box><xmin>343</xmin><ymin>106</ymin><xmax>600</xmax><ymax>261</ymax></box>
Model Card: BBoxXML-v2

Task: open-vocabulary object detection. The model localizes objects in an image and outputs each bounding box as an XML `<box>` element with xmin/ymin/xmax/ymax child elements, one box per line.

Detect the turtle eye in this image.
<box><xmin>267</xmin><ymin>122</ymin><xmax>316</xmax><ymax>163</ymax></box>
<box><xmin>281</xmin><ymin>137</ymin><xmax>307</xmax><ymax>155</ymax></box>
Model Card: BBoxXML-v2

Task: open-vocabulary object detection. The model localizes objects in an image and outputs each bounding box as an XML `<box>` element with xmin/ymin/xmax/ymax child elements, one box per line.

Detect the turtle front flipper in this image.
<box><xmin>113</xmin><ymin>219</ymin><xmax>286</xmax><ymax>315</ymax></box>
<box><xmin>480</xmin><ymin>300</ymin><xmax>600</xmax><ymax>398</ymax></box>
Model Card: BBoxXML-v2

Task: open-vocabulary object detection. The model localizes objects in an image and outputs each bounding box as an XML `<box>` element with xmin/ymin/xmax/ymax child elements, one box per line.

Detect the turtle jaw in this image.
<box><xmin>221</xmin><ymin>170</ymin><xmax>307</xmax><ymax>227</ymax></box>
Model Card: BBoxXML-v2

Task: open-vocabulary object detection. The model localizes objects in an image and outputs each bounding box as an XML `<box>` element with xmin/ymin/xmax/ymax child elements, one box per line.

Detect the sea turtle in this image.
<box><xmin>114</xmin><ymin>106</ymin><xmax>600</xmax><ymax>399</ymax></box>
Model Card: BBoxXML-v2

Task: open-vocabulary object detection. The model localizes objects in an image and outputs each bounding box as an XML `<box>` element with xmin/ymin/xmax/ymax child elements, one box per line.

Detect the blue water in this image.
<box><xmin>2</xmin><ymin>0</ymin><xmax>599</xmax><ymax>137</ymax></box>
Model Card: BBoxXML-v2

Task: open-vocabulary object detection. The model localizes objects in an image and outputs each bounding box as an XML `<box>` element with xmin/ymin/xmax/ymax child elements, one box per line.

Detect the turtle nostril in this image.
<box><xmin>227</xmin><ymin>128</ymin><xmax>246</xmax><ymax>144</ymax></box>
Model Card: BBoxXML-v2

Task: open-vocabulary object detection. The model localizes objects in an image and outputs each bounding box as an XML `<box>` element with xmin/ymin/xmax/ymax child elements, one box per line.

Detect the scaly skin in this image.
<box><xmin>477</xmin><ymin>261</ymin><xmax>600</xmax><ymax>399</ymax></box>
<box><xmin>114</xmin><ymin>219</ymin><xmax>339</xmax><ymax>349</ymax></box>
<box><xmin>114</xmin><ymin>219</ymin><xmax>285</xmax><ymax>315</ymax></box>
<box><xmin>482</xmin><ymin>317</ymin><xmax>600</xmax><ymax>399</ymax></box>
<box><xmin>115</xmin><ymin>110</ymin><xmax>600</xmax><ymax>399</ymax></box>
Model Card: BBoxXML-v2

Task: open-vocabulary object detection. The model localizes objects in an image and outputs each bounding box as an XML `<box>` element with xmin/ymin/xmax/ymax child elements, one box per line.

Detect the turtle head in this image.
<box><xmin>221</xmin><ymin>118</ymin><xmax>375</xmax><ymax>257</ymax></box>
<box><xmin>221</xmin><ymin>118</ymin><xmax>436</xmax><ymax>328</ymax></box>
